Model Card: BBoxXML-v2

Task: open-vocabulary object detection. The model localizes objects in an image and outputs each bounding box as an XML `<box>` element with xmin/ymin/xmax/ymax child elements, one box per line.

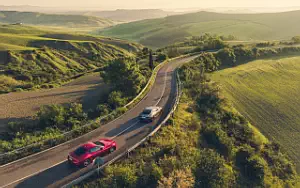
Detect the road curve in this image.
<box><xmin>0</xmin><ymin>55</ymin><xmax>198</xmax><ymax>188</ymax></box>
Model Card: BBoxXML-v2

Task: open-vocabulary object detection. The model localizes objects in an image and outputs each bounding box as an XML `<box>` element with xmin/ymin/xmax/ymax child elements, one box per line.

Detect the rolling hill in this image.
<box><xmin>211</xmin><ymin>55</ymin><xmax>300</xmax><ymax>170</ymax></box>
<box><xmin>78</xmin><ymin>9</ymin><xmax>178</xmax><ymax>22</ymax></box>
<box><xmin>0</xmin><ymin>11</ymin><xmax>116</xmax><ymax>30</ymax></box>
<box><xmin>100</xmin><ymin>10</ymin><xmax>300</xmax><ymax>48</ymax></box>
<box><xmin>0</xmin><ymin>24</ymin><xmax>142</xmax><ymax>93</ymax></box>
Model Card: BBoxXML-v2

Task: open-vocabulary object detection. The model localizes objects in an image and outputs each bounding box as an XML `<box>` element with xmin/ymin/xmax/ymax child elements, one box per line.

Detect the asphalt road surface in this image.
<box><xmin>0</xmin><ymin>55</ymin><xmax>198</xmax><ymax>188</ymax></box>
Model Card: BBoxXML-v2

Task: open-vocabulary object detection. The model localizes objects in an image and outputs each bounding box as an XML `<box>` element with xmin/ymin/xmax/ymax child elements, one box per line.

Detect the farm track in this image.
<box><xmin>0</xmin><ymin>73</ymin><xmax>109</xmax><ymax>132</ymax></box>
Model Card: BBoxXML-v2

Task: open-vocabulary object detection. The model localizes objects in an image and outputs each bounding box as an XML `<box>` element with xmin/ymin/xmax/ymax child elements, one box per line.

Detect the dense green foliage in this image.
<box><xmin>160</xmin><ymin>34</ymin><xmax>226</xmax><ymax>57</ymax></box>
<box><xmin>101</xmin><ymin>57</ymin><xmax>147</xmax><ymax>97</ymax></box>
<box><xmin>0</xmin><ymin>103</ymin><xmax>87</xmax><ymax>152</ymax></box>
<box><xmin>101</xmin><ymin>10</ymin><xmax>300</xmax><ymax>48</ymax></box>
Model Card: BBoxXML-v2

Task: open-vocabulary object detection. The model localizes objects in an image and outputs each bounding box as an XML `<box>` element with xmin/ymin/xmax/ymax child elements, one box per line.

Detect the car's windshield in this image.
<box><xmin>142</xmin><ymin>109</ymin><xmax>152</xmax><ymax>114</ymax></box>
<box><xmin>93</xmin><ymin>141</ymin><xmax>105</xmax><ymax>147</ymax></box>
<box><xmin>74</xmin><ymin>146</ymin><xmax>87</xmax><ymax>156</ymax></box>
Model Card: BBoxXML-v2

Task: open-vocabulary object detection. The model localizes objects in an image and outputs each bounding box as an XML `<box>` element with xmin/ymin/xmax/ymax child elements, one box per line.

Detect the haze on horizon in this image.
<box><xmin>1</xmin><ymin>0</ymin><xmax>300</xmax><ymax>10</ymax></box>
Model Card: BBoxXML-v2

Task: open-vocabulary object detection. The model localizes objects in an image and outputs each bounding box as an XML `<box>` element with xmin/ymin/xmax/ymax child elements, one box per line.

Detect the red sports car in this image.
<box><xmin>68</xmin><ymin>138</ymin><xmax>117</xmax><ymax>167</ymax></box>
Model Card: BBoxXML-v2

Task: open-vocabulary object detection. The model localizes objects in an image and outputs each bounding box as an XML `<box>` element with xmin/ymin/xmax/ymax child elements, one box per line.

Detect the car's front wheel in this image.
<box><xmin>109</xmin><ymin>146</ymin><xmax>116</xmax><ymax>153</ymax></box>
<box><xmin>83</xmin><ymin>159</ymin><xmax>91</xmax><ymax>167</ymax></box>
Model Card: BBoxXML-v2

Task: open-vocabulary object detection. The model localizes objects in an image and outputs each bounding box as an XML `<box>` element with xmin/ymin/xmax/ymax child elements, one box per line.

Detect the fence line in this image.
<box><xmin>61</xmin><ymin>68</ymin><xmax>183</xmax><ymax>188</ymax></box>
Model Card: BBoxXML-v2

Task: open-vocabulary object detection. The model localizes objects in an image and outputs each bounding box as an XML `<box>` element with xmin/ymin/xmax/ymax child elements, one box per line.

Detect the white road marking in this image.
<box><xmin>111</xmin><ymin>120</ymin><xmax>140</xmax><ymax>140</ymax></box>
<box><xmin>155</xmin><ymin>67</ymin><xmax>169</xmax><ymax>106</ymax></box>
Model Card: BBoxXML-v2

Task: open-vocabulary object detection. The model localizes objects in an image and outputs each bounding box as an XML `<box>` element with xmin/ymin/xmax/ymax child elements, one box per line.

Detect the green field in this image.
<box><xmin>212</xmin><ymin>56</ymin><xmax>300</xmax><ymax>170</ymax></box>
<box><xmin>100</xmin><ymin>10</ymin><xmax>300</xmax><ymax>48</ymax></box>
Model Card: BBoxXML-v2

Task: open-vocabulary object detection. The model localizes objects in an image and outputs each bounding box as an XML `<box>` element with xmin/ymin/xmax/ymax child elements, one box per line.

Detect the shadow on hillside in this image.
<box><xmin>218</xmin><ymin>54</ymin><xmax>300</xmax><ymax>71</ymax></box>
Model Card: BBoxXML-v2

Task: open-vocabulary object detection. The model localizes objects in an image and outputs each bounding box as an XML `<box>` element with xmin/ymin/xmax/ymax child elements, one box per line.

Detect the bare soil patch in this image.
<box><xmin>0</xmin><ymin>73</ymin><xmax>109</xmax><ymax>132</ymax></box>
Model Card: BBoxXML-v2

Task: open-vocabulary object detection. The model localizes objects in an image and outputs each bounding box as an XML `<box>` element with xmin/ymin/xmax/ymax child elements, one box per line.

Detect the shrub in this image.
<box><xmin>98</xmin><ymin>164</ymin><xmax>138</xmax><ymax>188</ymax></box>
<box><xmin>108</xmin><ymin>91</ymin><xmax>128</xmax><ymax>109</ymax></box>
<box><xmin>101</xmin><ymin>57</ymin><xmax>146</xmax><ymax>96</ymax></box>
<box><xmin>96</xmin><ymin>104</ymin><xmax>110</xmax><ymax>116</ymax></box>
<box><xmin>195</xmin><ymin>149</ymin><xmax>235</xmax><ymax>187</ymax></box>
<box><xmin>156</xmin><ymin>53</ymin><xmax>168</xmax><ymax>62</ymax></box>
<box><xmin>202</xmin><ymin>124</ymin><xmax>235</xmax><ymax>159</ymax></box>
<box><xmin>38</xmin><ymin>104</ymin><xmax>67</xmax><ymax>129</ymax></box>
<box><xmin>158</xmin><ymin>168</ymin><xmax>195</xmax><ymax>188</ymax></box>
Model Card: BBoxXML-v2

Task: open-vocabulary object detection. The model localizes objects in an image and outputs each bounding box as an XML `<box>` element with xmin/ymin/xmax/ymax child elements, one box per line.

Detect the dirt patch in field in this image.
<box><xmin>0</xmin><ymin>73</ymin><xmax>109</xmax><ymax>132</ymax></box>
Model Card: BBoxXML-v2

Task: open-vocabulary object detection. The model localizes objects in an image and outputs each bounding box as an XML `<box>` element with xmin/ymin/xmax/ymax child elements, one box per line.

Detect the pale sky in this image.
<box><xmin>1</xmin><ymin>0</ymin><xmax>300</xmax><ymax>10</ymax></box>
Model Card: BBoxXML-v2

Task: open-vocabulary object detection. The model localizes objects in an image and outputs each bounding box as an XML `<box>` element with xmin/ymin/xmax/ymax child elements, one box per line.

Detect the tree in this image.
<box><xmin>292</xmin><ymin>36</ymin><xmax>300</xmax><ymax>44</ymax></box>
<box><xmin>38</xmin><ymin>104</ymin><xmax>66</xmax><ymax>129</ymax></box>
<box><xmin>195</xmin><ymin>149</ymin><xmax>235</xmax><ymax>187</ymax></box>
<box><xmin>108</xmin><ymin>91</ymin><xmax>127</xmax><ymax>109</ymax></box>
<box><xmin>101</xmin><ymin>58</ymin><xmax>146</xmax><ymax>96</ymax></box>
<box><xmin>156</xmin><ymin>53</ymin><xmax>168</xmax><ymax>62</ymax></box>
<box><xmin>193</xmin><ymin>53</ymin><xmax>220</xmax><ymax>72</ymax></box>
<box><xmin>142</xmin><ymin>47</ymin><xmax>149</xmax><ymax>55</ymax></box>
<box><xmin>149</xmin><ymin>50</ymin><xmax>154</xmax><ymax>70</ymax></box>
<box><xmin>158</xmin><ymin>169</ymin><xmax>195</xmax><ymax>188</ymax></box>
<box><xmin>216</xmin><ymin>48</ymin><xmax>236</xmax><ymax>66</ymax></box>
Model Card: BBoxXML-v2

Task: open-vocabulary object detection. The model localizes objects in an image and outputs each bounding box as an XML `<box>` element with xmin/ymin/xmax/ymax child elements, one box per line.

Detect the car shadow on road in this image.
<box><xmin>15</xmin><ymin>161</ymin><xmax>79</xmax><ymax>188</ymax></box>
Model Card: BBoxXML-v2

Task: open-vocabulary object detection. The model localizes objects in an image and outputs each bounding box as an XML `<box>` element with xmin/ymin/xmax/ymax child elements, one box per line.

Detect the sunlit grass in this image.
<box><xmin>212</xmin><ymin>56</ymin><xmax>300</xmax><ymax>169</ymax></box>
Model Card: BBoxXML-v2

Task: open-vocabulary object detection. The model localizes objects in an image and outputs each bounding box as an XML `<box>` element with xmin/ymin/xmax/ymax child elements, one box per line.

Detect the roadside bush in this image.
<box><xmin>96</xmin><ymin>104</ymin><xmax>111</xmax><ymax>116</ymax></box>
<box><xmin>158</xmin><ymin>168</ymin><xmax>195</xmax><ymax>188</ymax></box>
<box><xmin>101</xmin><ymin>57</ymin><xmax>146</xmax><ymax>97</ymax></box>
<box><xmin>108</xmin><ymin>91</ymin><xmax>128</xmax><ymax>109</ymax></box>
<box><xmin>156</xmin><ymin>53</ymin><xmax>168</xmax><ymax>62</ymax></box>
<box><xmin>37</xmin><ymin>103</ymin><xmax>87</xmax><ymax>130</ymax></box>
<box><xmin>202</xmin><ymin>124</ymin><xmax>235</xmax><ymax>159</ymax></box>
<box><xmin>195</xmin><ymin>149</ymin><xmax>235</xmax><ymax>187</ymax></box>
<box><xmin>98</xmin><ymin>164</ymin><xmax>138</xmax><ymax>188</ymax></box>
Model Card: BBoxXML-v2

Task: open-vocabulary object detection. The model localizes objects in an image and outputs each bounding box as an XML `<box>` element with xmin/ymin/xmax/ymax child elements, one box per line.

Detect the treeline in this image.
<box><xmin>160</xmin><ymin>33</ymin><xmax>227</xmax><ymax>58</ymax></box>
<box><xmin>213</xmin><ymin>45</ymin><xmax>300</xmax><ymax>68</ymax></box>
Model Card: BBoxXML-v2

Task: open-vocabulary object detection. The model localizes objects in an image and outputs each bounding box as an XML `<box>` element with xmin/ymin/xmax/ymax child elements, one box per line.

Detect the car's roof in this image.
<box><xmin>145</xmin><ymin>106</ymin><xmax>160</xmax><ymax>110</ymax></box>
<box><xmin>81</xmin><ymin>142</ymin><xmax>97</xmax><ymax>150</ymax></box>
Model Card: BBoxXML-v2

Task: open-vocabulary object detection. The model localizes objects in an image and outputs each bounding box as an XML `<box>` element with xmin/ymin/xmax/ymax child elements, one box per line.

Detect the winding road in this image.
<box><xmin>0</xmin><ymin>55</ymin><xmax>198</xmax><ymax>188</ymax></box>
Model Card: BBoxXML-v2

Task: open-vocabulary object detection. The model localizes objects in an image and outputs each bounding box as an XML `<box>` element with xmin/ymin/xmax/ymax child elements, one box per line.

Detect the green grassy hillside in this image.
<box><xmin>211</xmin><ymin>56</ymin><xmax>300</xmax><ymax>170</ymax></box>
<box><xmin>0</xmin><ymin>11</ymin><xmax>116</xmax><ymax>30</ymax></box>
<box><xmin>82</xmin><ymin>9</ymin><xmax>178</xmax><ymax>22</ymax></box>
<box><xmin>0</xmin><ymin>24</ymin><xmax>142</xmax><ymax>93</ymax></box>
<box><xmin>100</xmin><ymin>10</ymin><xmax>300</xmax><ymax>48</ymax></box>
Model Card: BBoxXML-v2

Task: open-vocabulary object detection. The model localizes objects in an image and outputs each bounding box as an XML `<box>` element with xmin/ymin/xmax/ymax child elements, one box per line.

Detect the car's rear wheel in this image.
<box><xmin>110</xmin><ymin>146</ymin><xmax>116</xmax><ymax>153</ymax></box>
<box><xmin>83</xmin><ymin>159</ymin><xmax>91</xmax><ymax>167</ymax></box>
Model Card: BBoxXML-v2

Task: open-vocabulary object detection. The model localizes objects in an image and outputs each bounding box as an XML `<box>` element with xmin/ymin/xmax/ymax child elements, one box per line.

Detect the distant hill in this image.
<box><xmin>80</xmin><ymin>9</ymin><xmax>178</xmax><ymax>22</ymax></box>
<box><xmin>100</xmin><ymin>10</ymin><xmax>300</xmax><ymax>48</ymax></box>
<box><xmin>0</xmin><ymin>11</ymin><xmax>116</xmax><ymax>29</ymax></box>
